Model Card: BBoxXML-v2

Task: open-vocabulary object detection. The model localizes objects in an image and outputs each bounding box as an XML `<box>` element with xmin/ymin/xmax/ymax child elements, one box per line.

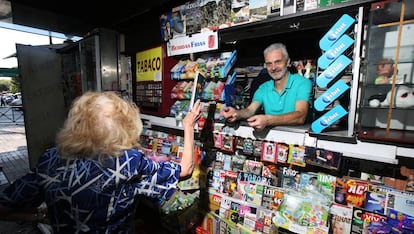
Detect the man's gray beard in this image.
<box><xmin>271</xmin><ymin>68</ymin><xmax>287</xmax><ymax>81</ymax></box>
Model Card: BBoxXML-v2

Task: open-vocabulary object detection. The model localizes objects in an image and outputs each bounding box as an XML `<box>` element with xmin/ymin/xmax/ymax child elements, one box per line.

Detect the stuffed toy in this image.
<box><xmin>368</xmin><ymin>85</ymin><xmax>414</xmax><ymax>108</ymax></box>
<box><xmin>374</xmin><ymin>58</ymin><xmax>394</xmax><ymax>85</ymax></box>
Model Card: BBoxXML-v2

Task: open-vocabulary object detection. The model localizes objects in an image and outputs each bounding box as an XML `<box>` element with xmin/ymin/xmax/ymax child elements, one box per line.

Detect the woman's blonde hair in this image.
<box><xmin>56</xmin><ymin>91</ymin><xmax>143</xmax><ymax>159</ymax></box>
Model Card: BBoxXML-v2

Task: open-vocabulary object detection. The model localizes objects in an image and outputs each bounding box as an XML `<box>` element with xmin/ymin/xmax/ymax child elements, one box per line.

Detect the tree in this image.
<box><xmin>9</xmin><ymin>77</ymin><xmax>21</xmax><ymax>93</ymax></box>
<box><xmin>0</xmin><ymin>79</ymin><xmax>11</xmax><ymax>92</ymax></box>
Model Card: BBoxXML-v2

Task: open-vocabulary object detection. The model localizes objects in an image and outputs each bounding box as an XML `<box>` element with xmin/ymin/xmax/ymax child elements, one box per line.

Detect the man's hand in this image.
<box><xmin>220</xmin><ymin>106</ymin><xmax>238</xmax><ymax>122</ymax></box>
<box><xmin>246</xmin><ymin>115</ymin><xmax>268</xmax><ymax>131</ymax></box>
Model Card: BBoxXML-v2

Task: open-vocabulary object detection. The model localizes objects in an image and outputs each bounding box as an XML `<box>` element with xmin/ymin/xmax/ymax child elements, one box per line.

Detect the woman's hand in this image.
<box><xmin>183</xmin><ymin>100</ymin><xmax>202</xmax><ymax>128</ymax></box>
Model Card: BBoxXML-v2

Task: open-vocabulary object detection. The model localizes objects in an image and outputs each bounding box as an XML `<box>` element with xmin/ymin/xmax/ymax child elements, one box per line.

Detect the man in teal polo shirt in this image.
<box><xmin>221</xmin><ymin>43</ymin><xmax>312</xmax><ymax>131</ymax></box>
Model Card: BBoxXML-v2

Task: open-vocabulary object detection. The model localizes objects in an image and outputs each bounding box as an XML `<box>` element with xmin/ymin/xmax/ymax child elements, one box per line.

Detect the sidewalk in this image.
<box><xmin>0</xmin><ymin>123</ymin><xmax>30</xmax><ymax>187</ymax></box>
<box><xmin>0</xmin><ymin>122</ymin><xmax>36</xmax><ymax>234</ymax></box>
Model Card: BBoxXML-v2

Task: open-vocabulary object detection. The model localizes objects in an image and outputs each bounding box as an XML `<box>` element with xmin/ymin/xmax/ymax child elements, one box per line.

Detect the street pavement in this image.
<box><xmin>0</xmin><ymin>107</ymin><xmax>38</xmax><ymax>233</ymax></box>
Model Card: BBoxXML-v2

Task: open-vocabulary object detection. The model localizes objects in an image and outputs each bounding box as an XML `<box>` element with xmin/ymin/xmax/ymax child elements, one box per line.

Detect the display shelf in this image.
<box><xmin>140</xmin><ymin>114</ymin><xmax>414</xmax><ymax>164</ymax></box>
<box><xmin>358</xmin><ymin>0</ymin><xmax>414</xmax><ymax>145</ymax></box>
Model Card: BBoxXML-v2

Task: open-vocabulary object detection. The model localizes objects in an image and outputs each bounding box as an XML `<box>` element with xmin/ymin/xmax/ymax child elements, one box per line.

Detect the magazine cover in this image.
<box><xmin>184</xmin><ymin>0</ymin><xmax>202</xmax><ymax>35</ymax></box>
<box><xmin>335</xmin><ymin>176</ymin><xmax>348</xmax><ymax>205</ymax></box>
<box><xmin>245</xmin><ymin>182</ymin><xmax>264</xmax><ymax>206</ymax></box>
<box><xmin>214</xmin><ymin>151</ymin><xmax>225</xmax><ymax>169</ymax></box>
<box><xmin>329</xmin><ymin>203</ymin><xmax>352</xmax><ymax>234</ymax></box>
<box><xmin>281</xmin><ymin>0</ymin><xmax>296</xmax><ymax>16</ymax></box>
<box><xmin>350</xmin><ymin>206</ymin><xmax>364</xmax><ymax>234</ymax></box>
<box><xmin>223</xmin><ymin>170</ymin><xmax>239</xmax><ymax>196</ymax></box>
<box><xmin>267</xmin><ymin>0</ymin><xmax>281</xmax><ymax>16</ymax></box>
<box><xmin>237</xmin><ymin>171</ymin><xmax>273</xmax><ymax>186</ymax></box>
<box><xmin>249</xmin><ymin>0</ymin><xmax>268</xmax><ymax>22</ymax></box>
<box><xmin>256</xmin><ymin>207</ymin><xmax>277</xmax><ymax>234</ymax></box>
<box><xmin>299</xmin><ymin>171</ymin><xmax>318</xmax><ymax>192</ymax></box>
<box><xmin>345</xmin><ymin>178</ymin><xmax>368</xmax><ymax>208</ymax></box>
<box><xmin>385</xmin><ymin>190</ymin><xmax>414</xmax><ymax>217</ymax></box>
<box><xmin>261</xmin><ymin>163</ymin><xmax>278</xmax><ymax>185</ymax></box>
<box><xmin>230</xmin><ymin>0</ymin><xmax>250</xmax><ymax>25</ymax></box>
<box><xmin>277</xmin><ymin>142</ymin><xmax>289</xmax><ymax>163</ymax></box>
<box><xmin>189</xmin><ymin>71</ymin><xmax>206</xmax><ymax>109</ymax></box>
<box><xmin>219</xmin><ymin>195</ymin><xmax>233</xmax><ymax>219</ymax></box>
<box><xmin>261</xmin><ymin>184</ymin><xmax>285</xmax><ymax>211</ymax></box>
<box><xmin>252</xmin><ymin>140</ymin><xmax>263</xmax><ymax>158</ymax></box>
<box><xmin>231</xmin><ymin>154</ymin><xmax>246</xmax><ymax>172</ymax></box>
<box><xmin>287</xmin><ymin>144</ymin><xmax>306</xmax><ymax>167</ymax></box>
<box><xmin>305</xmin><ymin>146</ymin><xmax>342</xmax><ymax>170</ymax></box>
<box><xmin>387</xmin><ymin>209</ymin><xmax>414</xmax><ymax>233</ymax></box>
<box><xmin>243</xmin><ymin>159</ymin><xmax>263</xmax><ymax>175</ymax></box>
<box><xmin>160</xmin><ymin>12</ymin><xmax>173</xmax><ymax>42</ymax></box>
<box><xmin>317</xmin><ymin>172</ymin><xmax>336</xmax><ymax>203</ymax></box>
<box><xmin>261</xmin><ymin>141</ymin><xmax>277</xmax><ymax>163</ymax></box>
<box><xmin>277</xmin><ymin>166</ymin><xmax>300</xmax><ymax>189</ymax></box>
<box><xmin>361</xmin><ymin>209</ymin><xmax>387</xmax><ymax>233</ymax></box>
<box><xmin>223</xmin><ymin>153</ymin><xmax>232</xmax><ymax>171</ymax></box>
<box><xmin>364</xmin><ymin>184</ymin><xmax>387</xmax><ymax>214</ymax></box>
<box><xmin>209</xmin><ymin>192</ymin><xmax>223</xmax><ymax>213</ymax></box>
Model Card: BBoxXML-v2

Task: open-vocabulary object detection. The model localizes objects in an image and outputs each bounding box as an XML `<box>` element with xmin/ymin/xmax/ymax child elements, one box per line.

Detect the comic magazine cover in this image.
<box><xmin>276</xmin><ymin>142</ymin><xmax>289</xmax><ymax>163</ymax></box>
<box><xmin>229</xmin><ymin>200</ymin><xmax>241</xmax><ymax>224</ymax></box>
<box><xmin>261</xmin><ymin>184</ymin><xmax>285</xmax><ymax>211</ymax></box>
<box><xmin>237</xmin><ymin>203</ymin><xmax>257</xmax><ymax>226</ymax></box>
<box><xmin>345</xmin><ymin>178</ymin><xmax>368</xmax><ymax>208</ymax></box>
<box><xmin>245</xmin><ymin>182</ymin><xmax>264</xmax><ymax>206</ymax></box>
<box><xmin>329</xmin><ymin>203</ymin><xmax>352</xmax><ymax>234</ymax></box>
<box><xmin>243</xmin><ymin>138</ymin><xmax>254</xmax><ymax>155</ymax></box>
<box><xmin>287</xmin><ymin>144</ymin><xmax>306</xmax><ymax>167</ymax></box>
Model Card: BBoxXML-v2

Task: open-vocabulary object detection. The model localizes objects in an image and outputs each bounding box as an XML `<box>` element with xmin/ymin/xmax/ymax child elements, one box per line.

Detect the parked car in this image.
<box><xmin>9</xmin><ymin>97</ymin><xmax>23</xmax><ymax>110</ymax></box>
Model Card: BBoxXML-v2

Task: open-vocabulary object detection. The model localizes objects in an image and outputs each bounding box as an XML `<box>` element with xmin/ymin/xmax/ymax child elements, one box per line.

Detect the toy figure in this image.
<box><xmin>374</xmin><ymin>58</ymin><xmax>394</xmax><ymax>85</ymax></box>
<box><xmin>368</xmin><ymin>85</ymin><xmax>414</xmax><ymax>108</ymax></box>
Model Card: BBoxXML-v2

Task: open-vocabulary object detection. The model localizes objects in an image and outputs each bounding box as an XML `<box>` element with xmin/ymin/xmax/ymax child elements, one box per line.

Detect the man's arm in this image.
<box><xmin>232</xmin><ymin>101</ymin><xmax>261</xmax><ymax>121</ymax></box>
<box><xmin>246</xmin><ymin>100</ymin><xmax>309</xmax><ymax>130</ymax></box>
<box><xmin>264</xmin><ymin>100</ymin><xmax>309</xmax><ymax>125</ymax></box>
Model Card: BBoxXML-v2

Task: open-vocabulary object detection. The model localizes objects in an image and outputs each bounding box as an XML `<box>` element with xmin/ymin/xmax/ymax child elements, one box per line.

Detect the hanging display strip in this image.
<box><xmin>319</xmin><ymin>14</ymin><xmax>356</xmax><ymax>51</ymax></box>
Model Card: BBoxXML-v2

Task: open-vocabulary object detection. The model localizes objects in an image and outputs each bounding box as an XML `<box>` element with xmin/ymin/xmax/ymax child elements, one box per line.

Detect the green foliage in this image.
<box><xmin>0</xmin><ymin>79</ymin><xmax>11</xmax><ymax>92</ymax></box>
<box><xmin>9</xmin><ymin>77</ymin><xmax>21</xmax><ymax>93</ymax></box>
